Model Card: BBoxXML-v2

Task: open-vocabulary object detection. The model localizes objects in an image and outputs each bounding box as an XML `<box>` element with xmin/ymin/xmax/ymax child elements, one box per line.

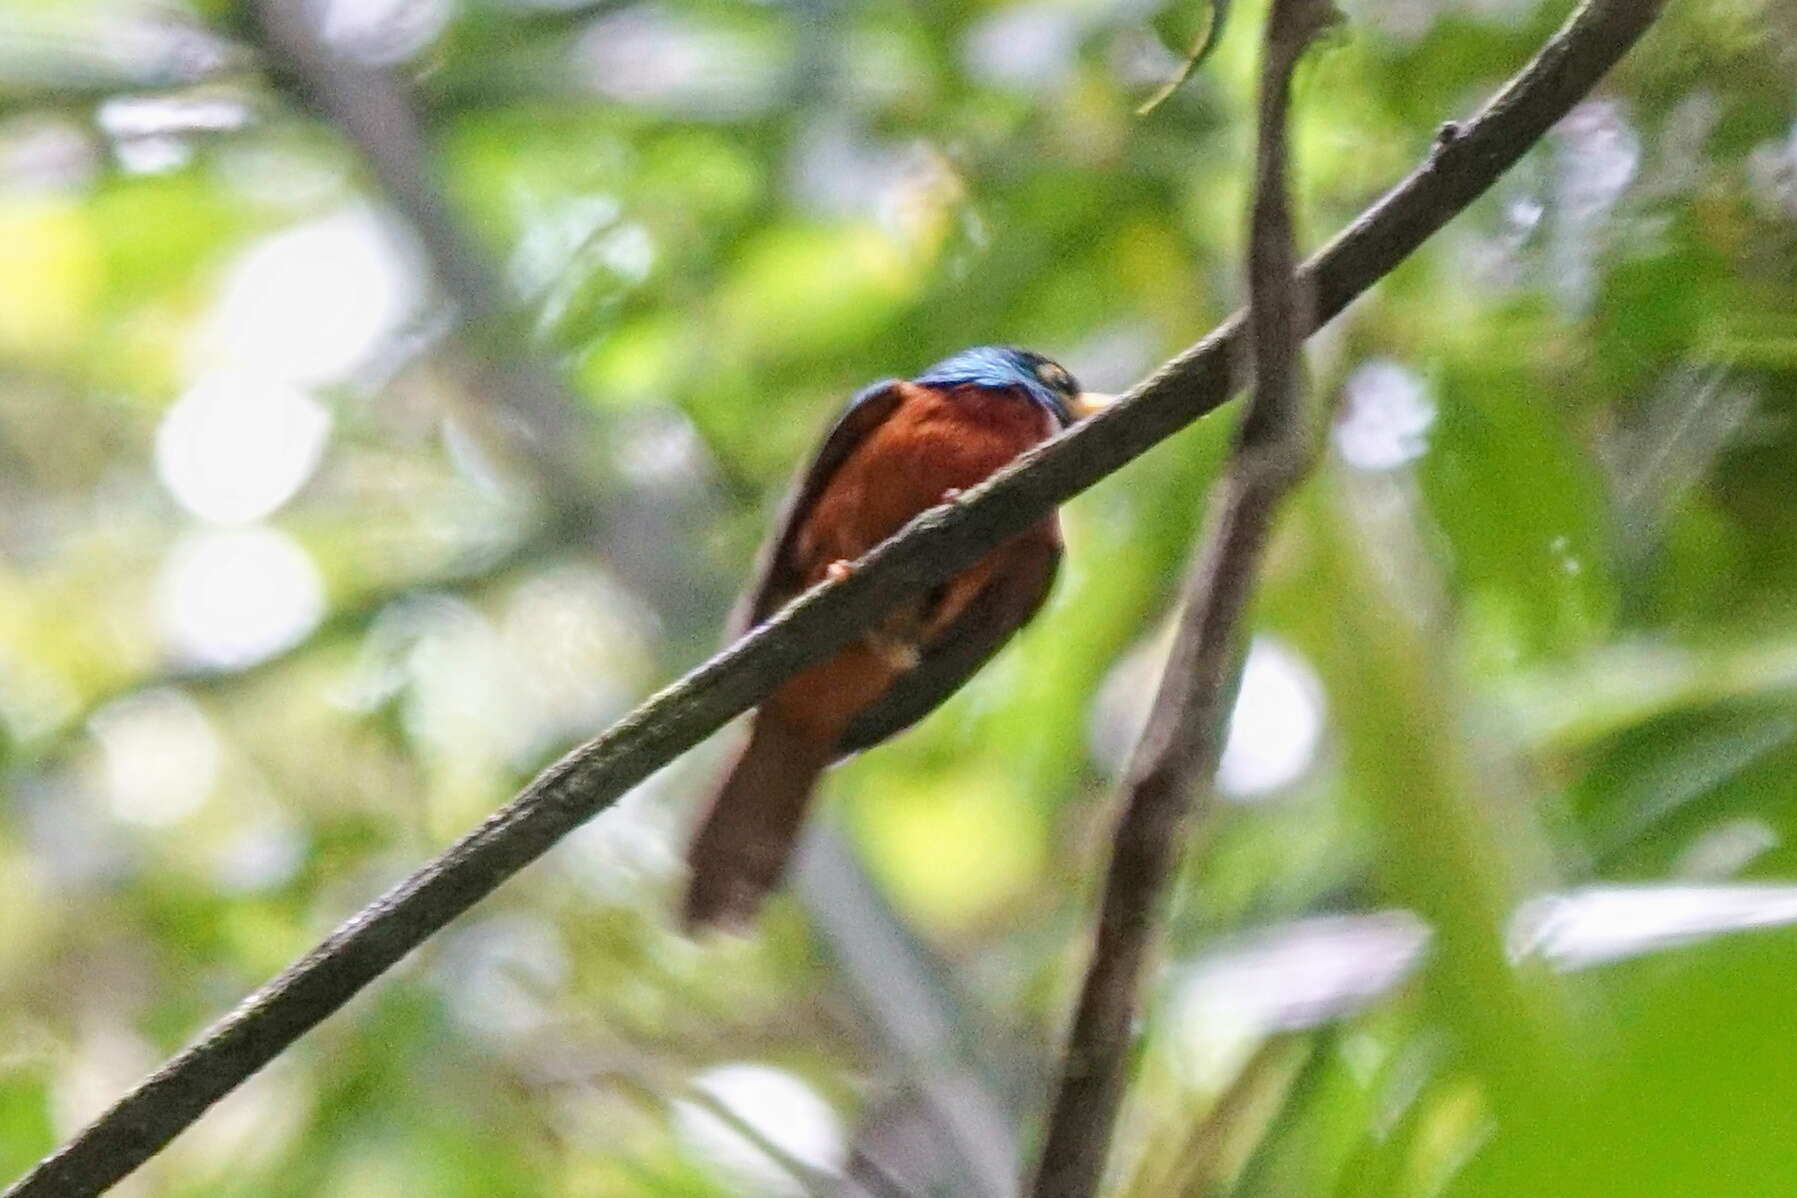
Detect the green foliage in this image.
<box><xmin>2</xmin><ymin>0</ymin><xmax>1796</xmax><ymax>1193</ymax></box>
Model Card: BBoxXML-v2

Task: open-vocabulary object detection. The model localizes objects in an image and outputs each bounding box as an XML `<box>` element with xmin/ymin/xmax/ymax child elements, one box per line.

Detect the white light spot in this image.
<box><xmin>1514</xmin><ymin>884</ymin><xmax>1797</xmax><ymax>970</ymax></box>
<box><xmin>157</xmin><ymin>527</ymin><xmax>326</xmax><ymax>670</ymax></box>
<box><xmin>501</xmin><ymin>565</ymin><xmax>655</xmax><ymax>744</ymax></box>
<box><xmin>1748</xmin><ymin>122</ymin><xmax>1797</xmax><ymax>218</ymax></box>
<box><xmin>964</xmin><ymin>6</ymin><xmax>1080</xmax><ymax>92</ymax></box>
<box><xmin>167</xmin><ymin>1057</ymin><xmax>311</xmax><ymax>1182</ymax></box>
<box><xmin>0</xmin><ymin>115</ymin><xmax>99</xmax><ymax>195</ymax></box>
<box><xmin>89</xmin><ymin>689</ymin><xmax>220</xmax><ymax>827</ymax></box>
<box><xmin>199</xmin><ymin>207</ymin><xmax>421</xmax><ymax>386</ymax></box>
<box><xmin>1218</xmin><ymin>637</ymin><xmax>1326</xmax><ymax>799</ymax></box>
<box><xmin>572</xmin><ymin>9</ymin><xmax>785</xmax><ymax>118</ymax></box>
<box><xmin>156</xmin><ymin>372</ymin><xmax>331</xmax><ymax>524</ymax></box>
<box><xmin>597</xmin><ymin>221</ymin><xmax>655</xmax><ymax>282</ymax></box>
<box><xmin>1089</xmin><ymin>634</ymin><xmax>1325</xmax><ymax>794</ymax></box>
<box><xmin>787</xmin><ymin>117</ymin><xmax>906</xmax><ymax>220</ymax></box>
<box><xmin>1505</xmin><ymin>196</ymin><xmax>1545</xmax><ymax>233</ymax></box>
<box><xmin>1064</xmin><ymin>323</ymin><xmax>1158</xmax><ymax>396</ymax></box>
<box><xmin>556</xmin><ymin>787</ymin><xmax>681</xmax><ymax>904</ymax></box>
<box><xmin>1558</xmin><ymin>100</ymin><xmax>1641</xmax><ymax>215</ymax></box>
<box><xmin>98</xmin><ymin>94</ymin><xmax>252</xmax><ymax>140</ymax></box>
<box><xmin>510</xmin><ymin>194</ymin><xmax>621</xmax><ymax>298</ymax></box>
<box><xmin>1549</xmin><ymin>534</ymin><xmax>1584</xmax><ymax>576</ymax></box>
<box><xmin>441</xmin><ymin>913</ymin><xmax>569</xmax><ymax>1041</ymax></box>
<box><xmin>1170</xmin><ymin>913</ymin><xmax>1429</xmax><ymax>1087</ymax></box>
<box><xmin>1334</xmin><ymin>359</ymin><xmax>1436</xmax><ymax>471</ymax></box>
<box><xmin>114</xmin><ymin>135</ymin><xmax>191</xmax><ymax>176</ymax></box>
<box><xmin>1549</xmin><ymin>100</ymin><xmax>1641</xmax><ymax>311</ymax></box>
<box><xmin>212</xmin><ymin>816</ymin><xmax>307</xmax><ymax>892</ymax></box>
<box><xmin>1167</xmin><ymin>882</ymin><xmax>1797</xmax><ymax>1087</ymax></box>
<box><xmin>675</xmin><ymin>1064</ymin><xmax>845</xmax><ymax>1197</ymax></box>
<box><xmin>319</xmin><ymin>0</ymin><xmax>453</xmax><ymax>64</ymax></box>
<box><xmin>1675</xmin><ymin>819</ymin><xmax>1779</xmax><ymax>880</ymax></box>
<box><xmin>614</xmin><ymin>408</ymin><xmax>704</xmax><ymax>491</ymax></box>
<box><xmin>52</xmin><ymin>1027</ymin><xmax>158</xmax><ymax>1137</ymax></box>
<box><xmin>1088</xmin><ymin>636</ymin><xmax>1165</xmax><ymax>778</ymax></box>
<box><xmin>398</xmin><ymin>599</ymin><xmax>532</xmax><ymax>764</ymax></box>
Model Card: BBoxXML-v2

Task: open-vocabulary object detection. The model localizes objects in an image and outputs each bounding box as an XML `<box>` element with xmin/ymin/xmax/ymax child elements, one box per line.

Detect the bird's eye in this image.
<box><xmin>1037</xmin><ymin>362</ymin><xmax>1071</xmax><ymax>390</ymax></box>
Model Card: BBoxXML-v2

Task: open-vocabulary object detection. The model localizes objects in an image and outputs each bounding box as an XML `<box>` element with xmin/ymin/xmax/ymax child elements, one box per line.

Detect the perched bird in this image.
<box><xmin>683</xmin><ymin>346</ymin><xmax>1111</xmax><ymax>930</ymax></box>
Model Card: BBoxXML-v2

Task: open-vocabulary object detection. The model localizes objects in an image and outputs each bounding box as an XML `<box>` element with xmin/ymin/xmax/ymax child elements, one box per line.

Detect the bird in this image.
<box><xmin>682</xmin><ymin>345</ymin><xmax>1112</xmax><ymax>931</ymax></box>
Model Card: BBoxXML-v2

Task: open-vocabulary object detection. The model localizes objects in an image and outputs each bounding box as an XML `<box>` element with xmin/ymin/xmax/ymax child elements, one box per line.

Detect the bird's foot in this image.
<box><xmin>825</xmin><ymin>559</ymin><xmax>853</xmax><ymax>583</ymax></box>
<box><xmin>940</xmin><ymin>487</ymin><xmax>962</xmax><ymax>503</ymax></box>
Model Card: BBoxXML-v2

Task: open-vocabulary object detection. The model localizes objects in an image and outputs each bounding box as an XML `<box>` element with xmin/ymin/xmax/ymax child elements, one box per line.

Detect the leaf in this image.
<box><xmin>1137</xmin><ymin>0</ymin><xmax>1234</xmax><ymax>116</ymax></box>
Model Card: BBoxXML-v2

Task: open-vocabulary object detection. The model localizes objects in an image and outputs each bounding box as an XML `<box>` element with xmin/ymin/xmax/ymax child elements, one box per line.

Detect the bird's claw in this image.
<box><xmin>940</xmin><ymin>487</ymin><xmax>962</xmax><ymax>504</ymax></box>
<box><xmin>825</xmin><ymin>559</ymin><xmax>853</xmax><ymax>583</ymax></box>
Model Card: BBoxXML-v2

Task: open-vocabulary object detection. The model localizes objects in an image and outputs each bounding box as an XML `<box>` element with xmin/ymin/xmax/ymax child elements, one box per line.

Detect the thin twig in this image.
<box><xmin>1222</xmin><ymin>1029</ymin><xmax>1337</xmax><ymax>1196</ymax></box>
<box><xmin>245</xmin><ymin>2</ymin><xmax>504</xmax><ymax>335</ymax></box>
<box><xmin>1136</xmin><ymin>0</ymin><xmax>1234</xmax><ymax>116</ymax></box>
<box><xmin>845</xmin><ymin>1138</ymin><xmax>922</xmax><ymax>1198</ymax></box>
<box><xmin>673</xmin><ymin>1084</ymin><xmax>838</xmax><ymax>1198</ymax></box>
<box><xmin>244</xmin><ymin>0</ymin><xmax>625</xmax><ymax>571</ymax></box>
<box><xmin>5</xmin><ymin>3</ymin><xmax>1665</xmax><ymax>1193</ymax></box>
<box><xmin>794</xmin><ymin>833</ymin><xmax>1021</xmax><ymax>1198</ymax></box>
<box><xmin>1119</xmin><ymin>1035</ymin><xmax>1297</xmax><ymax>1196</ymax></box>
<box><xmin>1026</xmin><ymin>2</ymin><xmax>1335</xmax><ymax>1194</ymax></box>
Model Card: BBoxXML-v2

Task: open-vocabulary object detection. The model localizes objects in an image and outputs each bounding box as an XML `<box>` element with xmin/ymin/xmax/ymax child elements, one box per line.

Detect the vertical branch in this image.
<box><xmin>1026</xmin><ymin>3</ymin><xmax>1336</xmax><ymax>1195</ymax></box>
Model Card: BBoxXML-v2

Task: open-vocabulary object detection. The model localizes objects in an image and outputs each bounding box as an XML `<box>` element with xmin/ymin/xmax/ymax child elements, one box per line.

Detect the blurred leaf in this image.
<box><xmin>1138</xmin><ymin>0</ymin><xmax>1234</xmax><ymax>116</ymax></box>
<box><xmin>1</xmin><ymin>0</ymin><xmax>1792</xmax><ymax>1193</ymax></box>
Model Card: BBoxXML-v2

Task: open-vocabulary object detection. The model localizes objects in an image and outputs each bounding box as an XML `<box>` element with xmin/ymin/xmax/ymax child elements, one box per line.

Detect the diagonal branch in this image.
<box><xmin>251</xmin><ymin>2</ymin><xmax>1022</xmax><ymax>1178</ymax></box>
<box><xmin>1027</xmin><ymin>1</ymin><xmax>1335</xmax><ymax>1193</ymax></box>
<box><xmin>250</xmin><ymin>5</ymin><xmax>1023</xmax><ymax>1182</ymax></box>
<box><xmin>6</xmin><ymin>2</ymin><xmax>1665</xmax><ymax>1193</ymax></box>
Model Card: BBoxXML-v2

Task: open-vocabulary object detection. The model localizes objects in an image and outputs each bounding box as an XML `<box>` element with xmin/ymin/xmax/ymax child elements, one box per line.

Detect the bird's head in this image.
<box><xmin>913</xmin><ymin>346</ymin><xmax>1115</xmax><ymax>428</ymax></box>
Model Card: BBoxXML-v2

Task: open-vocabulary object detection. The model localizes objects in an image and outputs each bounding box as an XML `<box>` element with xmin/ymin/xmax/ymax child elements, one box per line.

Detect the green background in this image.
<box><xmin>3</xmin><ymin>0</ymin><xmax>1797</xmax><ymax>1193</ymax></box>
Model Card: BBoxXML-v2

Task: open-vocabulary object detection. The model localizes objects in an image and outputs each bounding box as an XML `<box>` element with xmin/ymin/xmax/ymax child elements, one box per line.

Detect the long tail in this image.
<box><xmin>682</xmin><ymin>714</ymin><xmax>831</xmax><ymax>932</ymax></box>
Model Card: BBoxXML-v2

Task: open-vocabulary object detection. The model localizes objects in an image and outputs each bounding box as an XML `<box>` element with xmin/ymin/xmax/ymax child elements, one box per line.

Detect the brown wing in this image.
<box><xmin>834</xmin><ymin>536</ymin><xmax>1060</xmax><ymax>756</ymax></box>
<box><xmin>730</xmin><ymin>379</ymin><xmax>906</xmax><ymax>639</ymax></box>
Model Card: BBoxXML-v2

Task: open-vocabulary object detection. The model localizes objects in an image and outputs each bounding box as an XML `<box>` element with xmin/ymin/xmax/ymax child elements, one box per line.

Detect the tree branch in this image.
<box><xmin>246</xmin><ymin>6</ymin><xmax>477</xmax><ymax>297</ymax></box>
<box><xmin>251</xmin><ymin>7</ymin><xmax>1023</xmax><ymax>1183</ymax></box>
<box><xmin>251</xmin><ymin>2</ymin><xmax>1023</xmax><ymax>1174</ymax></box>
<box><xmin>246</xmin><ymin>0</ymin><xmax>569</xmax><ymax>435</ymax></box>
<box><xmin>6</xmin><ymin>2</ymin><xmax>1665</xmax><ymax>1193</ymax></box>
<box><xmin>794</xmin><ymin>832</ymin><xmax>1022</xmax><ymax>1198</ymax></box>
<box><xmin>1026</xmin><ymin>0</ymin><xmax>1335</xmax><ymax>1193</ymax></box>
